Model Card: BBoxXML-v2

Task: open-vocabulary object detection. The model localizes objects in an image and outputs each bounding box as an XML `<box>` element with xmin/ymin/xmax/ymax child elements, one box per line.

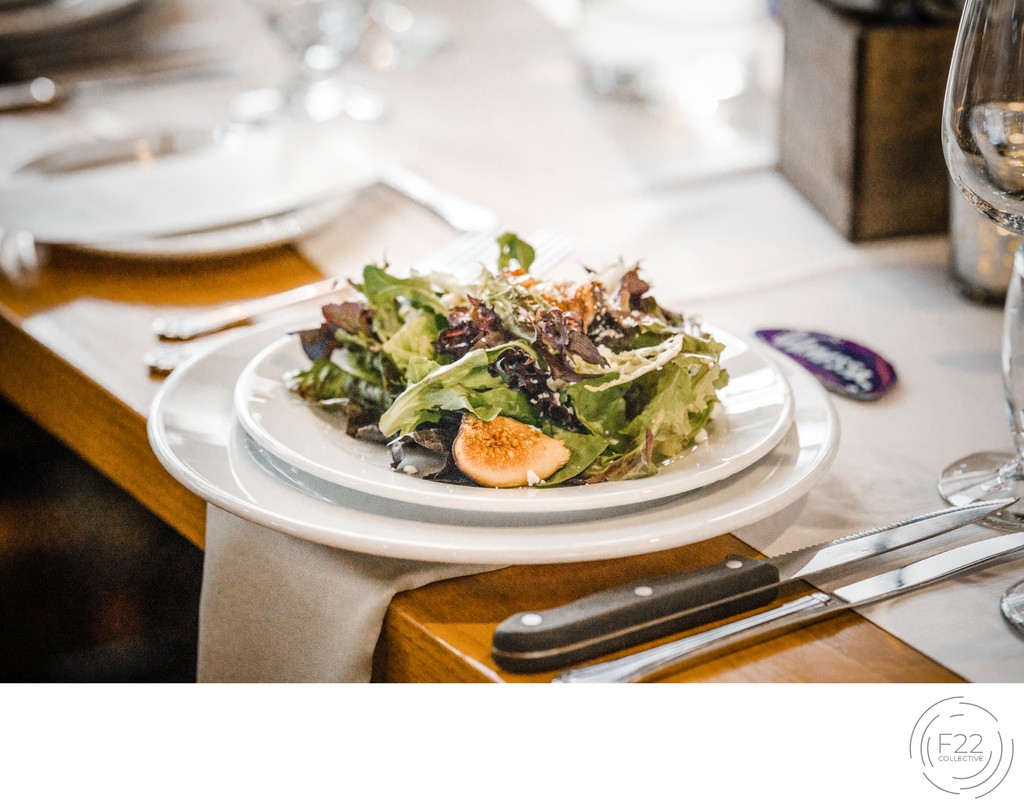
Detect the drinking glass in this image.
<box><xmin>239</xmin><ymin>0</ymin><xmax>385</xmax><ymax>123</ymax></box>
<box><xmin>360</xmin><ymin>0</ymin><xmax>451</xmax><ymax>70</ymax></box>
<box><xmin>939</xmin><ymin>0</ymin><xmax>1024</xmax><ymax>526</ymax></box>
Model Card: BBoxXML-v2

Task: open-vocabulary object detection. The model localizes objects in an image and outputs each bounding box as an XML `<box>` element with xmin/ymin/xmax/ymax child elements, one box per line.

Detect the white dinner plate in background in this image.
<box><xmin>1</xmin><ymin>122</ymin><xmax>377</xmax><ymax>257</ymax></box>
<box><xmin>69</xmin><ymin>195</ymin><xmax>352</xmax><ymax>259</ymax></box>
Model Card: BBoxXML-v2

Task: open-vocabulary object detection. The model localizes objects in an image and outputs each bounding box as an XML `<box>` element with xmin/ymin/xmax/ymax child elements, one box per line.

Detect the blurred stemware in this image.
<box><xmin>938</xmin><ymin>0</ymin><xmax>1024</xmax><ymax>527</ymax></box>
<box><xmin>570</xmin><ymin>1</ymin><xmax>780</xmax><ymax>124</ymax></box>
<box><xmin>358</xmin><ymin>0</ymin><xmax>451</xmax><ymax>70</ymax></box>
<box><xmin>1001</xmin><ymin>577</ymin><xmax>1024</xmax><ymax>633</ymax></box>
<box><xmin>236</xmin><ymin>0</ymin><xmax>384</xmax><ymax>123</ymax></box>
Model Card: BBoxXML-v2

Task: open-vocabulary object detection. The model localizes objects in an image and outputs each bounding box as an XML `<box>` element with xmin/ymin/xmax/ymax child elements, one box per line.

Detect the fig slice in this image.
<box><xmin>453</xmin><ymin>415</ymin><xmax>571</xmax><ymax>488</ymax></box>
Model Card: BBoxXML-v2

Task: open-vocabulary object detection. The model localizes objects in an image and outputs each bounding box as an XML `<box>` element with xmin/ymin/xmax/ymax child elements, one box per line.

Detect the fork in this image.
<box><xmin>151</xmin><ymin>229</ymin><xmax>499</xmax><ymax>342</ymax></box>
<box><xmin>144</xmin><ymin>228</ymin><xmax>574</xmax><ymax>373</ymax></box>
<box><xmin>152</xmin><ymin>227</ymin><xmax>572</xmax><ymax>341</ymax></box>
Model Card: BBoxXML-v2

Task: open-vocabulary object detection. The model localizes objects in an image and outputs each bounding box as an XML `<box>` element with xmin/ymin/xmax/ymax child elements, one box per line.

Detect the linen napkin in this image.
<box><xmin>198</xmin><ymin>505</ymin><xmax>495</xmax><ymax>683</ymax></box>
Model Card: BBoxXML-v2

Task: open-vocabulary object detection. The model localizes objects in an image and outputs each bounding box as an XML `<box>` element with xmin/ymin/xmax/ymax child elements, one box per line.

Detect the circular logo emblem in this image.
<box><xmin>910</xmin><ymin>697</ymin><xmax>1015</xmax><ymax>798</ymax></box>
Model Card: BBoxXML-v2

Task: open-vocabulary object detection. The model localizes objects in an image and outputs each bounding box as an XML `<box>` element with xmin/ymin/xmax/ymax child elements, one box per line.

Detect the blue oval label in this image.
<box><xmin>755</xmin><ymin>328</ymin><xmax>897</xmax><ymax>401</ymax></box>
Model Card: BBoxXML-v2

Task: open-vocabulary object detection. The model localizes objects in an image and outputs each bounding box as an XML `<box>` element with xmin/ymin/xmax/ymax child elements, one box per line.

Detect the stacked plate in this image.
<box><xmin>148</xmin><ymin>317</ymin><xmax>840</xmax><ymax>564</ymax></box>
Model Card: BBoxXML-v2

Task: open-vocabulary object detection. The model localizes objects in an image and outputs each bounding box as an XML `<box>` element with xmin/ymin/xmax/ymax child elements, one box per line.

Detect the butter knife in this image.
<box><xmin>0</xmin><ymin>60</ymin><xmax>244</xmax><ymax>112</ymax></box>
<box><xmin>492</xmin><ymin>497</ymin><xmax>1016</xmax><ymax>673</ymax></box>
<box><xmin>554</xmin><ymin>530</ymin><xmax>1024</xmax><ymax>683</ymax></box>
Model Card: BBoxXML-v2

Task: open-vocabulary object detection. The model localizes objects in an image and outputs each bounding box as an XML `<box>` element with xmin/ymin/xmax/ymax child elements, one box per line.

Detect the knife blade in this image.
<box><xmin>491</xmin><ymin>497</ymin><xmax>1016</xmax><ymax>673</ymax></box>
<box><xmin>554</xmin><ymin>530</ymin><xmax>1024</xmax><ymax>683</ymax></box>
<box><xmin>0</xmin><ymin>60</ymin><xmax>244</xmax><ymax>113</ymax></box>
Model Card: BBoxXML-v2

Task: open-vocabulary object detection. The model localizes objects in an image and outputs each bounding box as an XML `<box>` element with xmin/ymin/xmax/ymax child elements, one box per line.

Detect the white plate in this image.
<box><xmin>234</xmin><ymin>325</ymin><xmax>795</xmax><ymax>513</ymax></box>
<box><xmin>2</xmin><ymin>123</ymin><xmax>375</xmax><ymax>258</ymax></box>
<box><xmin>0</xmin><ymin>0</ymin><xmax>142</xmax><ymax>40</ymax></box>
<box><xmin>147</xmin><ymin>322</ymin><xmax>839</xmax><ymax>563</ymax></box>
<box><xmin>70</xmin><ymin>195</ymin><xmax>350</xmax><ymax>259</ymax></box>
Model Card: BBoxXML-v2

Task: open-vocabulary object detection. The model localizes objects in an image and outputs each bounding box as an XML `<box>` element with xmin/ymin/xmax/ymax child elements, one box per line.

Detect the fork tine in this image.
<box><xmin>410</xmin><ymin>228</ymin><xmax>501</xmax><ymax>275</ymax></box>
<box><xmin>443</xmin><ymin>229</ymin><xmax>506</xmax><ymax>274</ymax></box>
<box><xmin>426</xmin><ymin>229</ymin><xmax>512</xmax><ymax>279</ymax></box>
<box><xmin>148</xmin><ymin>227</ymin><xmax>576</xmax><ymax>369</ymax></box>
<box><xmin>528</xmin><ymin>229</ymin><xmax>574</xmax><ymax>276</ymax></box>
<box><xmin>441</xmin><ymin>226</ymin><xmax>574</xmax><ymax>278</ymax></box>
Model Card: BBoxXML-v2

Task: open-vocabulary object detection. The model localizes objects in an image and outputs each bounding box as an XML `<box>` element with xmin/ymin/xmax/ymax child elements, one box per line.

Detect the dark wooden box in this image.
<box><xmin>779</xmin><ymin>0</ymin><xmax>957</xmax><ymax>240</ymax></box>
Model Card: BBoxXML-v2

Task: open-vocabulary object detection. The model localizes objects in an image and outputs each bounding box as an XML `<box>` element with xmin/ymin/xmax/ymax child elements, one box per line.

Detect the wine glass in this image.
<box><xmin>939</xmin><ymin>0</ymin><xmax>1024</xmax><ymax>527</ymax></box>
<box><xmin>236</xmin><ymin>0</ymin><xmax>385</xmax><ymax>124</ymax></box>
<box><xmin>360</xmin><ymin>1</ymin><xmax>452</xmax><ymax>70</ymax></box>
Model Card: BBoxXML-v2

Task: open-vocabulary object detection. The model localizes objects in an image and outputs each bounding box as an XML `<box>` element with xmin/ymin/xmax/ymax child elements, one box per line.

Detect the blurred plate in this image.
<box><xmin>1</xmin><ymin>122</ymin><xmax>377</xmax><ymax>258</ymax></box>
<box><xmin>69</xmin><ymin>194</ymin><xmax>352</xmax><ymax>259</ymax></box>
<box><xmin>0</xmin><ymin>0</ymin><xmax>143</xmax><ymax>40</ymax></box>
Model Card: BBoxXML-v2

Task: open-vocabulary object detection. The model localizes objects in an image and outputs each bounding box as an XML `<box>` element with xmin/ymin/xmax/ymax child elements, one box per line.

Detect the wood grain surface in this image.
<box><xmin>0</xmin><ymin>244</ymin><xmax>323</xmax><ymax>548</ymax></box>
<box><xmin>377</xmin><ymin>534</ymin><xmax>962</xmax><ymax>683</ymax></box>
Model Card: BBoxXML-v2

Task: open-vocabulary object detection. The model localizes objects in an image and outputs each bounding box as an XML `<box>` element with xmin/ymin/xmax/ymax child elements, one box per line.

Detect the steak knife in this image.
<box><xmin>491</xmin><ymin>497</ymin><xmax>1015</xmax><ymax>673</ymax></box>
<box><xmin>554</xmin><ymin>530</ymin><xmax>1024</xmax><ymax>683</ymax></box>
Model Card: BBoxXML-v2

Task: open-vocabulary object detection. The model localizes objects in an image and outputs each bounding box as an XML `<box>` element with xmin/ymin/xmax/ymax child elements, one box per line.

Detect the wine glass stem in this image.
<box><xmin>1005</xmin><ymin>246</ymin><xmax>1024</xmax><ymax>470</ymax></box>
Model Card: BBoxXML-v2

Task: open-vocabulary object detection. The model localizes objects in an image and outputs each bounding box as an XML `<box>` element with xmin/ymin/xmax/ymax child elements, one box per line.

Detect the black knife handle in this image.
<box><xmin>491</xmin><ymin>555</ymin><xmax>780</xmax><ymax>673</ymax></box>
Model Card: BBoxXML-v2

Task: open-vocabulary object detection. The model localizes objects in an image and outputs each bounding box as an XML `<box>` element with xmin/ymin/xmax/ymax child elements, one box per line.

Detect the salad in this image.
<box><xmin>286</xmin><ymin>233</ymin><xmax>728</xmax><ymax>488</ymax></box>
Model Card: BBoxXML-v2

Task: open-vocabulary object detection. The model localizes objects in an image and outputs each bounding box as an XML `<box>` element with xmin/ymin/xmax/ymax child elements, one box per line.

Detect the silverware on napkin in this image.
<box><xmin>491</xmin><ymin>498</ymin><xmax>1016</xmax><ymax>673</ymax></box>
<box><xmin>555</xmin><ymin>530</ymin><xmax>1024</xmax><ymax>683</ymax></box>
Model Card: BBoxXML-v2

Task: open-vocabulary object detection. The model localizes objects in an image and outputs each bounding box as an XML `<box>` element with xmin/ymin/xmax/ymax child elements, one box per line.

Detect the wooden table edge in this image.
<box><xmin>0</xmin><ymin>315</ymin><xmax>206</xmax><ymax>547</ymax></box>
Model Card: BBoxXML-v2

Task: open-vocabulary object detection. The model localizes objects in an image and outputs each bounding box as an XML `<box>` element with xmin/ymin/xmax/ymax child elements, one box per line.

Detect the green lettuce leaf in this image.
<box><xmin>578</xmin><ymin>437</ymin><xmax>660</xmax><ymax>483</ymax></box>
<box><xmin>536</xmin><ymin>426</ymin><xmax>608</xmax><ymax>486</ymax></box>
<box><xmin>406</xmin><ymin>355</ymin><xmax>441</xmax><ymax>384</ymax></box>
<box><xmin>565</xmin><ymin>351</ymin><xmax>727</xmax><ymax>482</ymax></box>
<box><xmin>360</xmin><ymin>264</ymin><xmax>448</xmax><ymax>341</ymax></box>
<box><xmin>564</xmin><ymin>372</ymin><xmax>628</xmax><ymax>442</ymax></box>
<box><xmin>377</xmin><ymin>342</ymin><xmax>537</xmax><ymax>437</ymax></box>
<box><xmin>381</xmin><ymin>310</ymin><xmax>440</xmax><ymax>376</ymax></box>
<box><xmin>496</xmin><ymin>231</ymin><xmax>536</xmax><ymax>272</ymax></box>
<box><xmin>619</xmin><ymin>358</ymin><xmax>713</xmax><ymax>463</ymax></box>
<box><xmin>286</xmin><ymin>358</ymin><xmax>392</xmax><ymax>411</ymax></box>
